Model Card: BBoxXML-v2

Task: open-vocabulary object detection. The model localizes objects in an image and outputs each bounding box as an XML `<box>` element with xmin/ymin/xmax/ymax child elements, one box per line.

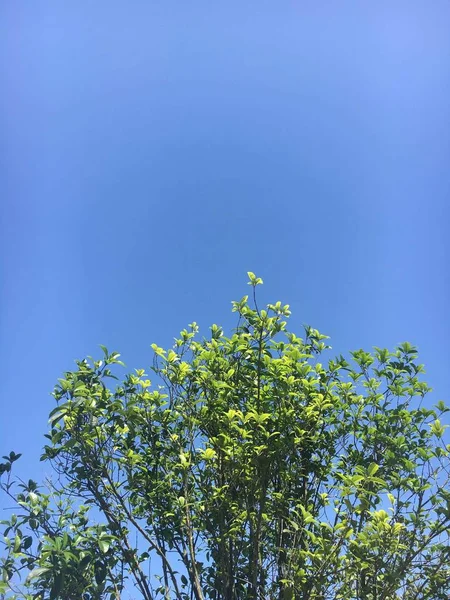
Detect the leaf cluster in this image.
<box><xmin>1</xmin><ymin>274</ymin><xmax>450</xmax><ymax>600</ymax></box>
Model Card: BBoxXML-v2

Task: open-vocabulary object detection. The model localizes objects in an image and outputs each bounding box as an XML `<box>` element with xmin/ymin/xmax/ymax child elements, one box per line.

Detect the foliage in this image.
<box><xmin>1</xmin><ymin>273</ymin><xmax>450</xmax><ymax>600</ymax></box>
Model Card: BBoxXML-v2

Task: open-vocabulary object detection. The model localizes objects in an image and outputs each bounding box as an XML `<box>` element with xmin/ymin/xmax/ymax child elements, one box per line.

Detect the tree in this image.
<box><xmin>1</xmin><ymin>273</ymin><xmax>450</xmax><ymax>600</ymax></box>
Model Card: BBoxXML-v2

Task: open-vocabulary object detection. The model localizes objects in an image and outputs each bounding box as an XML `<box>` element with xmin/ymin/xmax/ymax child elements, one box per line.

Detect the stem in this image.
<box><xmin>183</xmin><ymin>472</ymin><xmax>204</xmax><ymax>600</ymax></box>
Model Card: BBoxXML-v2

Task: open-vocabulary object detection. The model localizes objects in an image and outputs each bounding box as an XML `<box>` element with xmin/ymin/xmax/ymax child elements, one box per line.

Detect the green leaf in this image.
<box><xmin>201</xmin><ymin>448</ymin><xmax>216</xmax><ymax>460</ymax></box>
<box><xmin>26</xmin><ymin>567</ymin><xmax>50</xmax><ymax>583</ymax></box>
<box><xmin>22</xmin><ymin>535</ymin><xmax>33</xmax><ymax>550</ymax></box>
<box><xmin>430</xmin><ymin>419</ymin><xmax>447</xmax><ymax>438</ymax></box>
<box><xmin>247</xmin><ymin>271</ymin><xmax>263</xmax><ymax>286</ymax></box>
<box><xmin>367</xmin><ymin>463</ymin><xmax>380</xmax><ymax>477</ymax></box>
<box><xmin>48</xmin><ymin>406</ymin><xmax>68</xmax><ymax>426</ymax></box>
<box><xmin>98</xmin><ymin>539</ymin><xmax>110</xmax><ymax>554</ymax></box>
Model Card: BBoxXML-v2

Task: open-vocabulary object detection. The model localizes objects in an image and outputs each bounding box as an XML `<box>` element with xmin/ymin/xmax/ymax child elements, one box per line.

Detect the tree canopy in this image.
<box><xmin>1</xmin><ymin>273</ymin><xmax>450</xmax><ymax>600</ymax></box>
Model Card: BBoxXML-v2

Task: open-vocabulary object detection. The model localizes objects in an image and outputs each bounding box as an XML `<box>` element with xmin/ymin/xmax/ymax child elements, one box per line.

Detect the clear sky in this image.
<box><xmin>1</xmin><ymin>1</ymin><xmax>449</xmax><ymax>492</ymax></box>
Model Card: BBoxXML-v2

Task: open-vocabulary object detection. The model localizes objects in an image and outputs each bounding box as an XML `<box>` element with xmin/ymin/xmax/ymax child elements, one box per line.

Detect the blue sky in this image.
<box><xmin>1</xmin><ymin>0</ymin><xmax>449</xmax><ymax>497</ymax></box>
